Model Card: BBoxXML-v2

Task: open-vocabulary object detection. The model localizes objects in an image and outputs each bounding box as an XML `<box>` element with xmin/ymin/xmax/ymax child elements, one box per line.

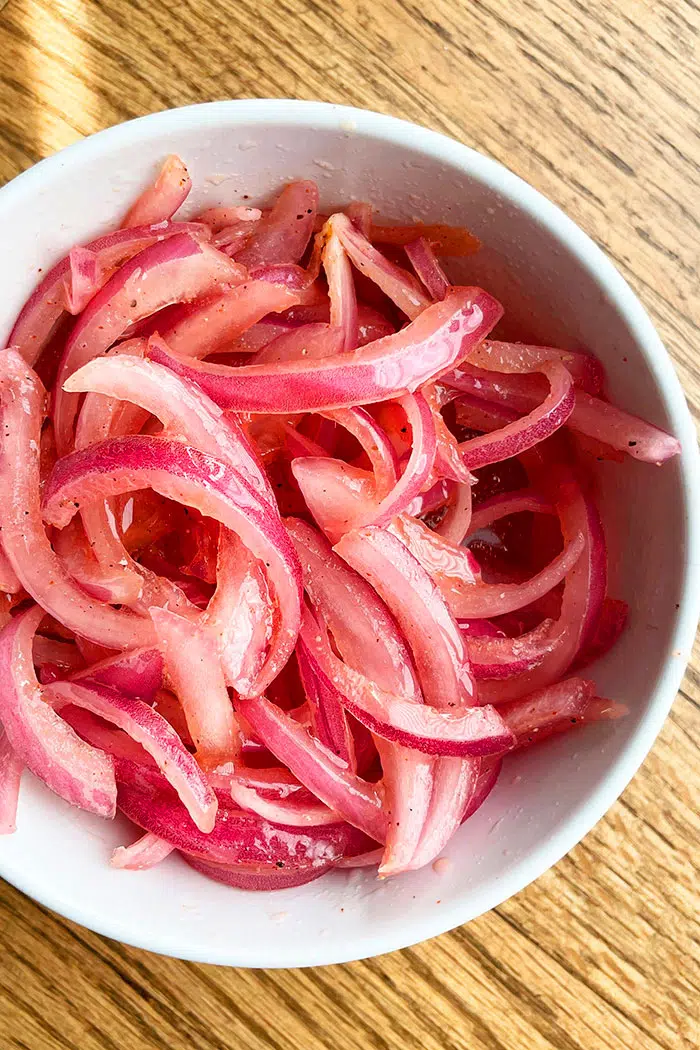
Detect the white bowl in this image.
<box><xmin>0</xmin><ymin>100</ymin><xmax>698</xmax><ymax>968</ymax></box>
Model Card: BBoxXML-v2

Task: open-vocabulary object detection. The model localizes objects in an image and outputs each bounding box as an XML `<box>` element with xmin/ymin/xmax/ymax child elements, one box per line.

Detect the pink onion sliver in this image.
<box><xmin>292</xmin><ymin>458</ymin><xmax>378</xmax><ymax>543</ymax></box>
<box><xmin>467</xmin><ymin>340</ymin><xmax>604</xmax><ymax>394</ymax></box>
<box><xmin>409</xmin><ymin>756</ymin><xmax>480</xmax><ymax>871</ymax></box>
<box><xmin>321</xmin><ymin>406</ymin><xmax>399</xmax><ymax>500</ymax></box>
<box><xmin>368</xmin><ymin>393</ymin><xmax>437</xmax><ymax>527</ymax></box>
<box><xmin>297</xmin><ymin>640</ymin><xmax>354</xmax><ymax>765</ymax></box>
<box><xmin>148</xmin><ymin>286</ymin><xmax>503</xmax><ymax>413</ymax></box>
<box><xmin>9</xmin><ymin>221</ymin><xmax>210</xmax><ymax>366</ymax></box>
<box><xmin>53</xmin><ymin>518</ymin><xmax>126</xmax><ymax>603</ymax></box>
<box><xmin>435</xmin><ymin>483</ymin><xmax>473</xmax><ymax>545</ymax></box>
<box><xmin>237</xmin><ymin>180</ymin><xmax>319</xmax><ymax>267</ymax></box>
<box><xmin>195</xmin><ymin>206</ymin><xmax>262</xmax><ymax>232</ymax></box>
<box><xmin>0</xmin><ymin>543</ymin><xmax>21</xmax><ymax>594</ymax></box>
<box><xmin>54</xmin><ymin>233</ymin><xmax>242</xmax><ymax>454</ymax></box>
<box><xmin>459</xmin><ymin>362</ymin><xmax>575</xmax><ymax>470</ymax></box>
<box><xmin>405</xmin><ymin>238</ymin><xmax>450</xmax><ymax>301</ymax></box>
<box><xmin>442</xmin><ymin>531</ymin><xmax>585</xmax><ymax>619</ymax></box>
<box><xmin>182</xmin><ymin>854</ymin><xmax>332</xmax><ymax>890</ymax></box>
<box><xmin>466</xmin><ymin>619</ymin><xmax>559</xmax><ymax>680</ymax></box>
<box><xmin>424</xmin><ymin>383</ymin><xmax>474</xmax><ymax>485</ymax></box>
<box><xmin>64</xmin><ymin>247</ymin><xmax>103</xmax><ymax>314</ymax></box>
<box><xmin>235</xmin><ymin>695</ymin><xmax>387</xmax><ymax>844</ymax></box>
<box><xmin>72</xmin><ymin>646</ymin><xmax>164</xmax><ymax>703</ymax></box>
<box><xmin>335</xmin><ymin>848</ymin><xmax>383</xmax><ymax>869</ymax></box>
<box><xmin>228</xmin><ymin>778</ymin><xmax>340</xmax><ymax>827</ymax></box>
<box><xmin>454</xmin><ymin>392</ymin><xmax>520</xmax><ymax>433</ymax></box>
<box><xmin>323</xmin><ymin>229</ymin><xmax>358</xmax><ymax>351</ymax></box>
<box><xmin>149</xmin><ymin>607</ymin><xmax>239</xmax><ymax>766</ymax></box>
<box><xmin>203</xmin><ymin>529</ymin><xmax>273</xmax><ymax>696</ymax></box>
<box><xmin>0</xmin><ymin>605</ymin><xmax>117</xmax><ymax>817</ymax></box>
<box><xmin>42</xmin><ymin>435</ymin><xmax>302</xmax><ymax>684</ymax></box>
<box><xmin>253</xmin><ymin>323</ymin><xmax>345</xmax><ymax>364</ymax></box>
<box><xmin>67</xmin><ymin>346</ymin><xmax>273</xmax><ymax>503</ymax></box>
<box><xmin>469</xmin><ymin>490</ymin><xmax>555</xmax><ymax>533</ymax></box>
<box><xmin>569</xmin><ymin>391</ymin><xmax>681</xmax><ymax>464</ymax></box>
<box><xmin>335</xmin><ymin>526</ymin><xmax>476</xmax><ymax>707</ymax></box>
<box><xmin>111</xmin><ymin>832</ymin><xmax>175</xmax><ymax>870</ymax></box>
<box><xmin>331</xmin><ymin>213</ymin><xmax>431</xmax><ymax>319</ymax></box>
<box><xmin>0</xmin><ymin>728</ymin><xmax>23</xmax><ymax>835</ymax></box>
<box><xmin>160</xmin><ymin>281</ymin><xmax>303</xmax><ymax>360</ymax></box>
<box><xmin>498</xmin><ymin>677</ymin><xmax>595</xmax><ymax>744</ymax></box>
<box><xmin>0</xmin><ymin>351</ymin><xmax>153</xmax><ymax>649</ymax></box>
<box><xmin>121</xmin><ymin>155</ymin><xmax>192</xmax><ymax>229</ymax></box>
<box><xmin>404</xmin><ymin>478</ymin><xmax>454</xmax><ymax>517</ymax></box>
<box><xmin>462</xmin><ymin>756</ymin><xmax>502</xmax><ymax>822</ymax></box>
<box><xmin>48</xmin><ymin>678</ymin><xmax>218</xmax><ymax>832</ymax></box>
<box><xmin>387</xmin><ymin>515</ymin><xmax>481</xmax><ymax>588</ymax></box>
<box><xmin>299</xmin><ymin>615</ymin><xmax>513</xmax><ymax>757</ymax></box>
<box><xmin>345</xmin><ymin>201</ymin><xmax>373</xmax><ymax>237</ymax></box>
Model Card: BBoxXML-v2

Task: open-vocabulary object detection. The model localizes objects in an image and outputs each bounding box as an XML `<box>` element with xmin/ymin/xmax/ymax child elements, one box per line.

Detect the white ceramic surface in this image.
<box><xmin>0</xmin><ymin>100</ymin><xmax>697</xmax><ymax>969</ymax></box>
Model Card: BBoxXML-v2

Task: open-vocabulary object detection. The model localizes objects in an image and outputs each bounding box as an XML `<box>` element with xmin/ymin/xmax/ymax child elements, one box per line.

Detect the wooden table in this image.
<box><xmin>0</xmin><ymin>1</ymin><xmax>698</xmax><ymax>1047</ymax></box>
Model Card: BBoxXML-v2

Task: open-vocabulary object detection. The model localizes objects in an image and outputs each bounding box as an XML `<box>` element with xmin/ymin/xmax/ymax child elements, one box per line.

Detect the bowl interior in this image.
<box><xmin>0</xmin><ymin>102</ymin><xmax>696</xmax><ymax>967</ymax></box>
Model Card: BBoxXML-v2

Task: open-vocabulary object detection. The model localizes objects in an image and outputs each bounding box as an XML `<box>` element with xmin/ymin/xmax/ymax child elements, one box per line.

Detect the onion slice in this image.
<box><xmin>147</xmin><ymin>286</ymin><xmax>503</xmax><ymax>413</ymax></box>
<box><xmin>111</xmin><ymin>832</ymin><xmax>175</xmax><ymax>870</ymax></box>
<box><xmin>0</xmin><ymin>605</ymin><xmax>117</xmax><ymax>817</ymax></box>
<box><xmin>0</xmin><ymin>728</ymin><xmax>23</xmax><ymax>835</ymax></box>
<box><xmin>121</xmin><ymin>155</ymin><xmax>191</xmax><ymax>229</ymax></box>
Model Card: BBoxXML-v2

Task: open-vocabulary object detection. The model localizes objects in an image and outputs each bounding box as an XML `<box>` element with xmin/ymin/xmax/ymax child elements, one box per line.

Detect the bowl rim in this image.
<box><xmin>1</xmin><ymin>97</ymin><xmax>698</xmax><ymax>968</ymax></box>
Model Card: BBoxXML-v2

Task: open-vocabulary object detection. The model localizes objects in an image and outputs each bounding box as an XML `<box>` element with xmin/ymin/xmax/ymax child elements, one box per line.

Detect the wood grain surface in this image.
<box><xmin>0</xmin><ymin>1</ymin><xmax>698</xmax><ymax>1048</ymax></box>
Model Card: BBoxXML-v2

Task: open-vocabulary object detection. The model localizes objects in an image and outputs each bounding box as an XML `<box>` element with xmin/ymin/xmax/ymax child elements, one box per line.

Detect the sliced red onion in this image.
<box><xmin>404</xmin><ymin>478</ymin><xmax>455</xmax><ymax>518</ymax></box>
<box><xmin>387</xmin><ymin>514</ymin><xmax>482</xmax><ymax>588</ymax></box>
<box><xmin>182</xmin><ymin>853</ymin><xmax>332</xmax><ymax>890</ymax></box>
<box><xmin>468</xmin><ymin>489</ymin><xmax>554</xmax><ymax>534</ymax></box>
<box><xmin>569</xmin><ymin>391</ymin><xmax>681</xmax><ymax>464</ymax></box>
<box><xmin>466</xmin><ymin>619</ymin><xmax>559</xmax><ymax>679</ymax></box>
<box><xmin>116</xmin><ymin>761</ymin><xmax>368</xmax><ymax>869</ymax></box>
<box><xmin>299</xmin><ymin>612</ymin><xmax>514</xmax><ymax>757</ymax></box>
<box><xmin>297</xmin><ymin>641</ymin><xmax>354</xmax><ymax>765</ymax></box>
<box><xmin>405</xmin><ymin>237</ymin><xmax>450</xmax><ymax>301</ymax></box>
<box><xmin>66</xmin><ymin>345</ymin><xmax>273</xmax><ymax>503</ymax></box>
<box><xmin>214</xmin><ymin>219</ymin><xmax>261</xmax><ymax>257</ymax></box>
<box><xmin>237</xmin><ymin>181</ymin><xmax>319</xmax><ymax>267</ymax></box>
<box><xmin>331</xmin><ymin>213</ymin><xmax>431</xmax><ymax>319</ymax></box>
<box><xmin>33</xmin><ymin>635</ymin><xmax>84</xmax><ymax>678</ymax></box>
<box><xmin>462</xmin><ymin>756</ymin><xmax>502</xmax><ymax>821</ymax></box>
<box><xmin>323</xmin><ymin>228</ymin><xmax>358</xmax><ymax>350</ymax></box>
<box><xmin>368</xmin><ymin>393</ymin><xmax>438</xmax><ymax>527</ymax></box>
<box><xmin>467</xmin><ymin>339</ymin><xmax>604</xmax><ymax>394</ymax></box>
<box><xmin>149</xmin><ymin>607</ymin><xmax>239</xmax><ymax>767</ymax></box>
<box><xmin>434</xmin><ymin>482</ymin><xmax>473</xmax><ymax>545</ymax></box>
<box><xmin>498</xmin><ymin>677</ymin><xmax>595</xmax><ymax>745</ymax></box>
<box><xmin>111</xmin><ymin>832</ymin><xmax>175</xmax><ymax>870</ymax></box>
<box><xmin>160</xmin><ymin>281</ymin><xmax>303</xmax><ymax>360</ymax></box>
<box><xmin>253</xmin><ymin>323</ymin><xmax>345</xmax><ymax>364</ymax></box>
<box><xmin>0</xmin><ymin>728</ymin><xmax>23</xmax><ymax>835</ymax></box>
<box><xmin>72</xmin><ymin>645</ymin><xmax>164</xmax><ymax>703</ymax></box>
<box><xmin>236</xmin><ymin>694</ymin><xmax>386</xmax><ymax>844</ymax></box>
<box><xmin>0</xmin><ymin>605</ymin><xmax>117</xmax><ymax>817</ymax></box>
<box><xmin>0</xmin><ymin>351</ymin><xmax>153</xmax><ymax>649</ymax></box>
<box><xmin>423</xmin><ymin>383</ymin><xmax>474</xmax><ymax>485</ymax></box>
<box><xmin>458</xmin><ymin>362</ymin><xmax>575</xmax><ymax>469</ymax></box>
<box><xmin>9</xmin><ymin>221</ymin><xmax>210</xmax><ymax>366</ymax></box>
<box><xmin>64</xmin><ymin>247</ymin><xmax>103</xmax><ymax>315</ymax></box>
<box><xmin>48</xmin><ymin>678</ymin><xmax>217</xmax><ymax>832</ymax></box>
<box><xmin>408</xmin><ymin>755</ymin><xmax>480</xmax><ymax>870</ymax></box>
<box><xmin>321</xmin><ymin>406</ymin><xmax>399</xmax><ymax>500</ymax></box>
<box><xmin>42</xmin><ymin>435</ymin><xmax>303</xmax><ymax>684</ymax></box>
<box><xmin>148</xmin><ymin>286</ymin><xmax>503</xmax><ymax>413</ymax></box>
<box><xmin>228</xmin><ymin>777</ymin><xmax>339</xmax><ymax>827</ymax></box>
<box><xmin>454</xmin><ymin>391</ymin><xmax>520</xmax><ymax>433</ymax></box>
<box><xmin>0</xmin><ymin>543</ymin><xmax>22</xmax><ymax>595</ymax></box>
<box><xmin>53</xmin><ymin>233</ymin><xmax>243</xmax><ymax>453</ymax></box>
<box><xmin>203</xmin><ymin>529</ymin><xmax>273</xmax><ymax>696</ymax></box>
<box><xmin>573</xmin><ymin>597</ymin><xmax>628</xmax><ymax>670</ymax></box>
<box><xmin>292</xmin><ymin>457</ymin><xmax>377</xmax><ymax>543</ymax></box>
<box><xmin>195</xmin><ymin>206</ymin><xmax>263</xmax><ymax>233</ymax></box>
<box><xmin>345</xmin><ymin>201</ymin><xmax>373</xmax><ymax>237</ymax></box>
<box><xmin>121</xmin><ymin>155</ymin><xmax>192</xmax><ymax>229</ymax></box>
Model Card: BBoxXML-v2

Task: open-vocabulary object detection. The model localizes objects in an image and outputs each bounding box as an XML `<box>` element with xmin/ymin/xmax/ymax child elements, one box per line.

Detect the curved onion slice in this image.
<box><xmin>458</xmin><ymin>362</ymin><xmax>575</xmax><ymax>469</ymax></box>
<box><xmin>237</xmin><ymin>694</ymin><xmax>386</xmax><ymax>843</ymax></box>
<box><xmin>299</xmin><ymin>610</ymin><xmax>514</xmax><ymax>757</ymax></box>
<box><xmin>370</xmin><ymin>222</ymin><xmax>480</xmax><ymax>256</ymax></box>
<box><xmin>47</xmin><ymin>678</ymin><xmax>217</xmax><ymax>832</ymax></box>
<box><xmin>111</xmin><ymin>832</ymin><xmax>175</xmax><ymax>870</ymax></box>
<box><xmin>253</xmin><ymin>323</ymin><xmax>345</xmax><ymax>364</ymax></box>
<box><xmin>0</xmin><ymin>728</ymin><xmax>23</xmax><ymax>835</ymax></box>
<box><xmin>0</xmin><ymin>605</ymin><xmax>117</xmax><ymax>816</ymax></box>
<box><xmin>65</xmin><ymin>347</ymin><xmax>273</xmax><ymax>502</ymax></box>
<box><xmin>388</xmin><ymin>514</ymin><xmax>481</xmax><ymax>586</ymax></box>
<box><xmin>292</xmin><ymin>458</ymin><xmax>376</xmax><ymax>543</ymax></box>
<box><xmin>121</xmin><ymin>155</ymin><xmax>191</xmax><ymax>229</ymax></box>
<box><xmin>297</xmin><ymin>641</ymin><xmax>355</xmax><ymax>764</ymax></box>
<box><xmin>335</xmin><ymin>526</ymin><xmax>479</xmax><ymax>869</ymax></box>
<box><xmin>237</xmin><ymin>181</ymin><xmax>319</xmax><ymax>267</ymax></box>
<box><xmin>9</xmin><ymin>221</ymin><xmax>210</xmax><ymax>366</ymax></box>
<box><xmin>462</xmin><ymin>756</ymin><xmax>502</xmax><ymax>821</ymax></box>
<box><xmin>331</xmin><ymin>213</ymin><xmax>430</xmax><ymax>319</ymax></box>
<box><xmin>116</xmin><ymin>757</ymin><xmax>370</xmax><ymax>868</ymax></box>
<box><xmin>320</xmin><ymin>406</ymin><xmax>399</xmax><ymax>499</ymax></box>
<box><xmin>405</xmin><ymin>238</ymin><xmax>450</xmax><ymax>301</ymax></box>
<box><xmin>497</xmin><ymin>677</ymin><xmax>595</xmax><ymax>745</ymax></box>
<box><xmin>466</xmin><ymin>619</ymin><xmax>559</xmax><ymax>679</ymax></box>
<box><xmin>466</xmin><ymin>340</ymin><xmax>604</xmax><ymax>394</ymax></box>
<box><xmin>196</xmin><ymin>206</ymin><xmax>263</xmax><ymax>232</ymax></box>
<box><xmin>72</xmin><ymin>645</ymin><xmax>164</xmax><ymax>703</ymax></box>
<box><xmin>147</xmin><ymin>286</ymin><xmax>503</xmax><ymax>413</ymax></box>
<box><xmin>322</xmin><ymin>227</ymin><xmax>358</xmax><ymax>350</ymax></box>
<box><xmin>53</xmin><ymin>233</ymin><xmax>243</xmax><ymax>453</ymax></box>
<box><xmin>0</xmin><ymin>544</ymin><xmax>22</xmax><ymax>595</ymax></box>
<box><xmin>370</xmin><ymin>393</ymin><xmax>438</xmax><ymax>526</ymax></box>
<box><xmin>159</xmin><ymin>281</ymin><xmax>303</xmax><ymax>360</ymax></box>
<box><xmin>203</xmin><ymin>529</ymin><xmax>273</xmax><ymax>696</ymax></box>
<box><xmin>435</xmin><ymin>482</ymin><xmax>473</xmax><ymax>545</ymax></box>
<box><xmin>228</xmin><ymin>776</ymin><xmax>340</xmax><ymax>827</ymax></box>
<box><xmin>182</xmin><ymin>854</ymin><xmax>332</xmax><ymax>890</ymax></box>
<box><xmin>149</xmin><ymin>607</ymin><xmax>239</xmax><ymax>767</ymax></box>
<box><xmin>0</xmin><ymin>350</ymin><xmax>153</xmax><ymax>649</ymax></box>
<box><xmin>42</xmin><ymin>435</ymin><xmax>303</xmax><ymax>684</ymax></box>
<box><xmin>468</xmin><ymin>489</ymin><xmax>554</xmax><ymax>534</ymax></box>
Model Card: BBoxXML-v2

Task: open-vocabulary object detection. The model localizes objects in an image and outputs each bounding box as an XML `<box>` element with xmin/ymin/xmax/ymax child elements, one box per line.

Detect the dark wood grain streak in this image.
<box><xmin>0</xmin><ymin>1</ymin><xmax>698</xmax><ymax>1048</ymax></box>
